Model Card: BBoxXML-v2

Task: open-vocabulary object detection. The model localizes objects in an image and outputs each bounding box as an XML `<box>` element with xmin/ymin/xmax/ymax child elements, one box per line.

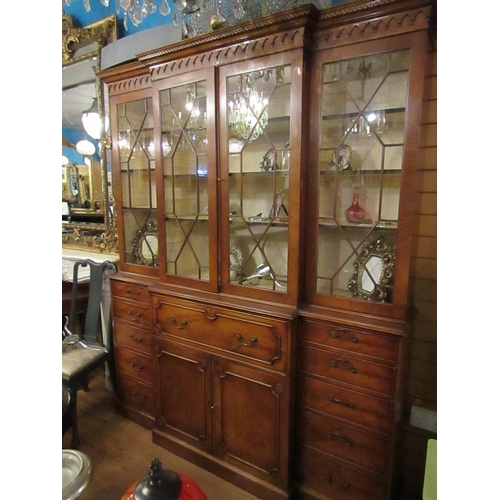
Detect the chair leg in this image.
<box><xmin>68</xmin><ymin>387</ymin><xmax>80</xmax><ymax>448</ymax></box>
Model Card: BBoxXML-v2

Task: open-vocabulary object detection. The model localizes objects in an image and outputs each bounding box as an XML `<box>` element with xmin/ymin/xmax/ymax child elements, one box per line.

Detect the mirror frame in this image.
<box><xmin>132</xmin><ymin>221</ymin><xmax>159</xmax><ymax>267</ymax></box>
<box><xmin>348</xmin><ymin>236</ymin><xmax>395</xmax><ymax>302</ymax></box>
<box><xmin>62</xmin><ymin>11</ymin><xmax>118</xmax><ymax>253</ymax></box>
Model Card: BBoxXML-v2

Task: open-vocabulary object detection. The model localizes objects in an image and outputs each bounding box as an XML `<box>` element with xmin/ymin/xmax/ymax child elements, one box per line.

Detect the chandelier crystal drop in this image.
<box><xmin>63</xmin><ymin>0</ymin><xmax>331</xmax><ymax>34</ymax></box>
<box><xmin>228</xmin><ymin>74</ymin><xmax>269</xmax><ymax>142</ymax></box>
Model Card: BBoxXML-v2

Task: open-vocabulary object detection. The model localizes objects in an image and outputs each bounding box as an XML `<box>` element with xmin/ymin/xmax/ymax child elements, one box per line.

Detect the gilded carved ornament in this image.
<box><xmin>62</xmin><ymin>11</ymin><xmax>116</xmax><ymax>63</ymax></box>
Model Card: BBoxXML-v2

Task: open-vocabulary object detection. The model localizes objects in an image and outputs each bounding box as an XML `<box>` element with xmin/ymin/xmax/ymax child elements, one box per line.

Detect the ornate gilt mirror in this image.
<box><xmin>62</xmin><ymin>11</ymin><xmax>118</xmax><ymax>252</ymax></box>
<box><xmin>132</xmin><ymin>221</ymin><xmax>159</xmax><ymax>267</ymax></box>
<box><xmin>348</xmin><ymin>237</ymin><xmax>395</xmax><ymax>302</ymax></box>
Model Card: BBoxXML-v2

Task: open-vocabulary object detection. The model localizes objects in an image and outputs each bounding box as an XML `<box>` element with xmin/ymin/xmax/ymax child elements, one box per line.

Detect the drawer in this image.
<box><xmin>114</xmin><ymin>321</ymin><xmax>152</xmax><ymax>354</ymax></box>
<box><xmin>297</xmin><ymin>410</ymin><xmax>389</xmax><ymax>475</ymax></box>
<box><xmin>116</xmin><ymin>373</ymin><xmax>154</xmax><ymax>416</ymax></box>
<box><xmin>297</xmin><ymin>446</ymin><xmax>386</xmax><ymax>500</ymax></box>
<box><xmin>113</xmin><ymin>299</ymin><xmax>151</xmax><ymax>329</ymax></box>
<box><xmin>299</xmin><ymin>345</ymin><xmax>395</xmax><ymax>396</ymax></box>
<box><xmin>153</xmin><ymin>297</ymin><xmax>286</xmax><ymax>370</ymax></box>
<box><xmin>299</xmin><ymin>376</ymin><xmax>392</xmax><ymax>434</ymax></box>
<box><xmin>115</xmin><ymin>346</ymin><xmax>154</xmax><ymax>384</ymax></box>
<box><xmin>111</xmin><ymin>281</ymin><xmax>150</xmax><ymax>304</ymax></box>
<box><xmin>300</xmin><ymin>319</ymin><xmax>397</xmax><ymax>362</ymax></box>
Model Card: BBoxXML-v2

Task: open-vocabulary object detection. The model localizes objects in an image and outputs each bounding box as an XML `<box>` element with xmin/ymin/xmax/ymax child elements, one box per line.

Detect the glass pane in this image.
<box><xmin>226</xmin><ymin>66</ymin><xmax>291</xmax><ymax>292</ymax></box>
<box><xmin>316</xmin><ymin>50</ymin><xmax>409</xmax><ymax>302</ymax></box>
<box><xmin>117</xmin><ymin>97</ymin><xmax>157</xmax><ymax>267</ymax></box>
<box><xmin>160</xmin><ymin>80</ymin><xmax>210</xmax><ymax>281</ymax></box>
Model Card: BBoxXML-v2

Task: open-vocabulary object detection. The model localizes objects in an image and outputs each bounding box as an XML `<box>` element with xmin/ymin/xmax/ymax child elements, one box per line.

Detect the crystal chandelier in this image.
<box><xmin>62</xmin><ymin>0</ymin><xmax>244</xmax><ymax>32</ymax></box>
<box><xmin>63</xmin><ymin>0</ymin><xmax>330</xmax><ymax>34</ymax></box>
<box><xmin>62</xmin><ymin>0</ymin><xmax>172</xmax><ymax>30</ymax></box>
<box><xmin>228</xmin><ymin>73</ymin><xmax>269</xmax><ymax>142</ymax></box>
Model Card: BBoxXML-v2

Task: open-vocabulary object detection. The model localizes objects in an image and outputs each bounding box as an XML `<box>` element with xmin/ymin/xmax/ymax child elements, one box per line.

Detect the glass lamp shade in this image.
<box><xmin>82</xmin><ymin>98</ymin><xmax>109</xmax><ymax>140</ymax></box>
<box><xmin>62</xmin><ymin>155</ymin><xmax>69</xmax><ymax>166</ymax></box>
<box><xmin>76</xmin><ymin>140</ymin><xmax>96</xmax><ymax>156</ymax></box>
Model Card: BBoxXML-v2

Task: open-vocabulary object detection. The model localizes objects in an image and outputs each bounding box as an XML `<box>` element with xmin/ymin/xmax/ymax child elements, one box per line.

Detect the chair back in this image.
<box><xmin>69</xmin><ymin>259</ymin><xmax>117</xmax><ymax>345</ymax></box>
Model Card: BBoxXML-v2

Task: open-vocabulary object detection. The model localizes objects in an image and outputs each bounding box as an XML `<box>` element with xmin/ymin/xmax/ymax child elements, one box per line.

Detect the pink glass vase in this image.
<box><xmin>345</xmin><ymin>187</ymin><xmax>366</xmax><ymax>223</ymax></box>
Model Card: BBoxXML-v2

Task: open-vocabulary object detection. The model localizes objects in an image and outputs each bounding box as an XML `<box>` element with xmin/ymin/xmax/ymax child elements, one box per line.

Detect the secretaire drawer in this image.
<box><xmin>152</xmin><ymin>297</ymin><xmax>287</xmax><ymax>370</ymax></box>
<box><xmin>297</xmin><ymin>410</ymin><xmax>389</xmax><ymax>475</ymax></box>
<box><xmin>299</xmin><ymin>376</ymin><xmax>392</xmax><ymax>434</ymax></box>
<box><xmin>299</xmin><ymin>345</ymin><xmax>395</xmax><ymax>396</ymax></box>
<box><xmin>113</xmin><ymin>299</ymin><xmax>151</xmax><ymax>328</ymax></box>
<box><xmin>111</xmin><ymin>281</ymin><xmax>150</xmax><ymax>304</ymax></box>
<box><xmin>115</xmin><ymin>346</ymin><xmax>154</xmax><ymax>384</ymax></box>
<box><xmin>296</xmin><ymin>446</ymin><xmax>386</xmax><ymax>500</ymax></box>
<box><xmin>114</xmin><ymin>321</ymin><xmax>152</xmax><ymax>354</ymax></box>
<box><xmin>300</xmin><ymin>319</ymin><xmax>397</xmax><ymax>362</ymax></box>
<box><xmin>116</xmin><ymin>373</ymin><xmax>154</xmax><ymax>416</ymax></box>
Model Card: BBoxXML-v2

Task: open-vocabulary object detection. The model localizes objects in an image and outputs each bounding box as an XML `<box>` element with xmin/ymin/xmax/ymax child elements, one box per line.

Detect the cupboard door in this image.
<box><xmin>154</xmin><ymin>338</ymin><xmax>213</xmax><ymax>454</ymax></box>
<box><xmin>155</xmin><ymin>68</ymin><xmax>218</xmax><ymax>291</ymax></box>
<box><xmin>111</xmin><ymin>89</ymin><xmax>159</xmax><ymax>274</ymax></box>
<box><xmin>212</xmin><ymin>357</ymin><xmax>290</xmax><ymax>489</ymax></box>
<box><xmin>218</xmin><ymin>51</ymin><xmax>305</xmax><ymax>305</ymax></box>
<box><xmin>306</xmin><ymin>35</ymin><xmax>427</xmax><ymax>316</ymax></box>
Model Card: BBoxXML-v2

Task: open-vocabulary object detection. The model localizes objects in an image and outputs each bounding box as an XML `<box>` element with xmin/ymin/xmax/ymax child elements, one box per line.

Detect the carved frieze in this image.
<box><xmin>151</xmin><ymin>27</ymin><xmax>310</xmax><ymax>81</ymax></box>
<box><xmin>314</xmin><ymin>4</ymin><xmax>432</xmax><ymax>49</ymax></box>
<box><xmin>107</xmin><ymin>74</ymin><xmax>152</xmax><ymax>96</ymax></box>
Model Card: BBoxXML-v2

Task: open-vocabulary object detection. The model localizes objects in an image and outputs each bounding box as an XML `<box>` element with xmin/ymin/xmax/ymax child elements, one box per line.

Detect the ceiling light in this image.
<box><xmin>82</xmin><ymin>98</ymin><xmax>109</xmax><ymax>140</ymax></box>
<box><xmin>76</xmin><ymin>140</ymin><xmax>96</xmax><ymax>156</ymax></box>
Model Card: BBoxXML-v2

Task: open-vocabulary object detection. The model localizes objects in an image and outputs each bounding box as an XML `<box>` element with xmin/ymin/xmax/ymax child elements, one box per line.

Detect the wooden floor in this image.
<box><xmin>62</xmin><ymin>371</ymin><xmax>262</xmax><ymax>500</ymax></box>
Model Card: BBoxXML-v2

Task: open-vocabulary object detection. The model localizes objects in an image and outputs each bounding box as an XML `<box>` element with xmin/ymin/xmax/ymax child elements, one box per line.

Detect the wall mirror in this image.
<box><xmin>348</xmin><ymin>237</ymin><xmax>395</xmax><ymax>302</ymax></box>
<box><xmin>62</xmin><ymin>11</ymin><xmax>118</xmax><ymax>252</ymax></box>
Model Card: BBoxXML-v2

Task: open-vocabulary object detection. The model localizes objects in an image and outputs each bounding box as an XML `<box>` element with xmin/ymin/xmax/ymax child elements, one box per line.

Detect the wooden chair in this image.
<box><xmin>62</xmin><ymin>259</ymin><xmax>117</xmax><ymax>448</ymax></box>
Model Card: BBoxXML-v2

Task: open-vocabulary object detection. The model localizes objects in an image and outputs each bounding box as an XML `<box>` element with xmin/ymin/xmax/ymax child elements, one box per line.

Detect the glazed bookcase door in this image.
<box><xmin>111</xmin><ymin>88</ymin><xmax>159</xmax><ymax>276</ymax></box>
<box><xmin>155</xmin><ymin>68</ymin><xmax>218</xmax><ymax>291</ymax></box>
<box><xmin>306</xmin><ymin>37</ymin><xmax>425</xmax><ymax>317</ymax></box>
<box><xmin>219</xmin><ymin>52</ymin><xmax>304</xmax><ymax>305</ymax></box>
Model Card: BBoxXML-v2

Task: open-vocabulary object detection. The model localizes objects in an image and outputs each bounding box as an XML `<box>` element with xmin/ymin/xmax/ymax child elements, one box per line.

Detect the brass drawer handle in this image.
<box><xmin>325</xmin><ymin>473</ymin><xmax>349</xmax><ymax>491</ymax></box>
<box><xmin>330</xmin><ymin>328</ymin><xmax>358</xmax><ymax>343</ymax></box>
<box><xmin>327</xmin><ymin>432</ymin><xmax>352</xmax><ymax>446</ymax></box>
<box><xmin>328</xmin><ymin>395</ymin><xmax>355</xmax><ymax>408</ymax></box>
<box><xmin>235</xmin><ymin>333</ymin><xmax>258</xmax><ymax>347</ymax></box>
<box><xmin>129</xmin><ymin>334</ymin><xmax>143</xmax><ymax>343</ymax></box>
<box><xmin>127</xmin><ymin>310</ymin><xmax>142</xmax><ymax>320</ymax></box>
<box><xmin>170</xmin><ymin>317</ymin><xmax>188</xmax><ymax>329</ymax></box>
<box><xmin>130</xmin><ymin>361</ymin><xmax>145</xmax><ymax>371</ymax></box>
<box><xmin>330</xmin><ymin>358</ymin><xmax>357</xmax><ymax>373</ymax></box>
<box><xmin>130</xmin><ymin>391</ymin><xmax>146</xmax><ymax>402</ymax></box>
<box><xmin>125</xmin><ymin>288</ymin><xmax>141</xmax><ymax>296</ymax></box>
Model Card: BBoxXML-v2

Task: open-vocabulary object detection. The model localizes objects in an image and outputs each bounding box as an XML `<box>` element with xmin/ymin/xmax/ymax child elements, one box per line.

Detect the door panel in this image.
<box><xmin>154</xmin><ymin>338</ymin><xmax>213</xmax><ymax>453</ymax></box>
<box><xmin>212</xmin><ymin>357</ymin><xmax>290</xmax><ymax>488</ymax></box>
